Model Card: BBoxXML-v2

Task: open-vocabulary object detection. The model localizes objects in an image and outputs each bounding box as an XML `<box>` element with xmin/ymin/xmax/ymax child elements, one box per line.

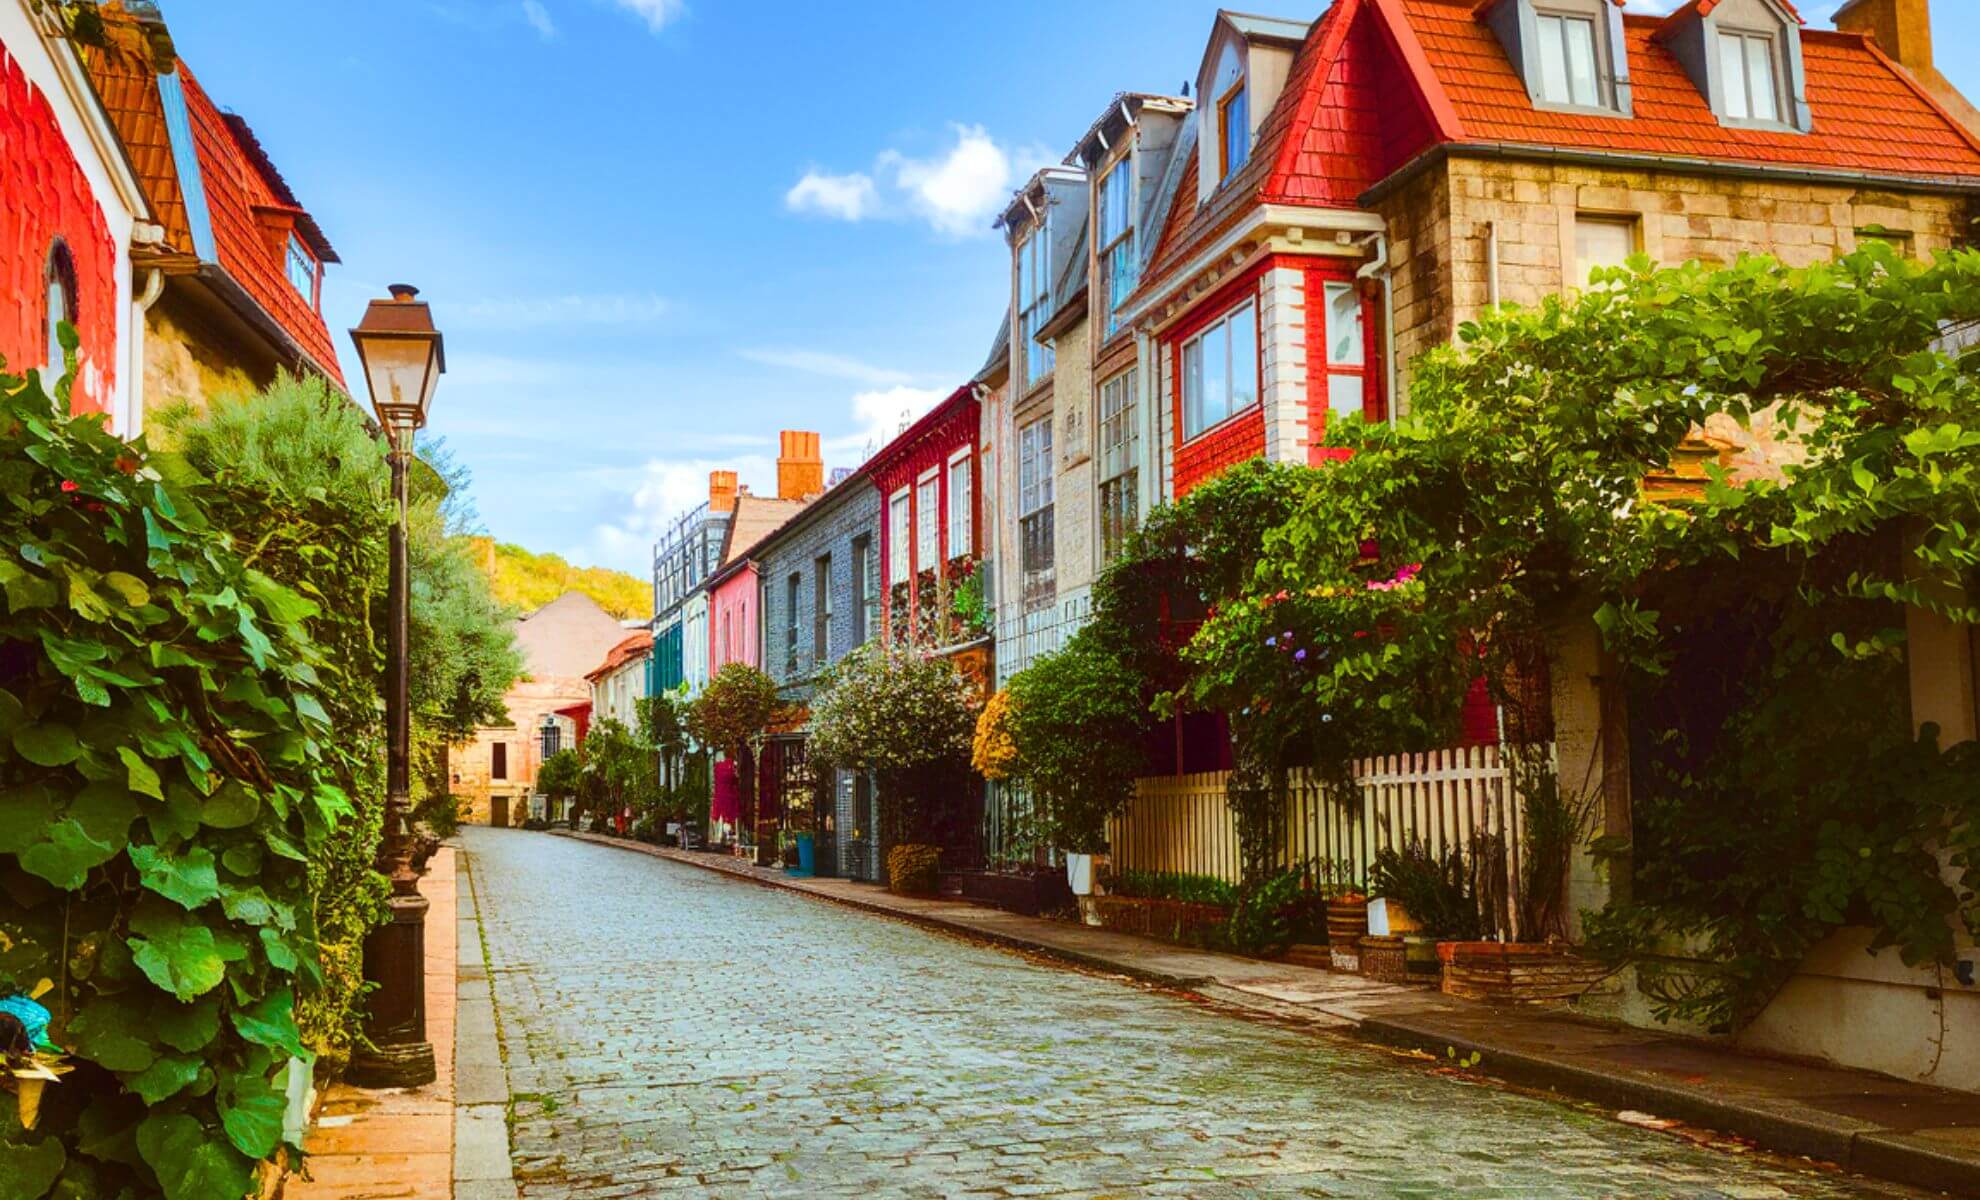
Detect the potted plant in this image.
<box><xmin>1371</xmin><ymin>839</ymin><xmax>1480</xmax><ymax>986</ymax></box>
<box><xmin>1324</xmin><ymin>889</ymin><xmax>1369</xmax><ymax>973</ymax></box>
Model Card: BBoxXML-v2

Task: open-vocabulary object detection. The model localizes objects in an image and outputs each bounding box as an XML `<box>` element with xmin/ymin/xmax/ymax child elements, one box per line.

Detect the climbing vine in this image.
<box><xmin>1</xmin><ymin>344</ymin><xmax>350</xmax><ymax>1197</ymax></box>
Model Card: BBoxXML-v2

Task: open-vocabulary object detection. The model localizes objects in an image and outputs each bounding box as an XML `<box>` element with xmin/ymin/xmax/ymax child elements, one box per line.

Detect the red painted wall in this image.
<box><xmin>869</xmin><ymin>388</ymin><xmax>980</xmax><ymax>641</ymax></box>
<box><xmin>1</xmin><ymin>52</ymin><xmax>119</xmax><ymax>415</ymax></box>
<box><xmin>709</xmin><ymin>565</ymin><xmax>760</xmax><ymax>673</ymax></box>
<box><xmin>1168</xmin><ymin>263</ymin><xmax>1270</xmax><ymax>498</ymax></box>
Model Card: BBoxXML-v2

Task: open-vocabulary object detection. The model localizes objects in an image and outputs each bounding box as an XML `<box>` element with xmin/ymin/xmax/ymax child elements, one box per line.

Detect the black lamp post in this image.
<box><xmin>345</xmin><ymin>284</ymin><xmax>445</xmax><ymax>1089</ymax></box>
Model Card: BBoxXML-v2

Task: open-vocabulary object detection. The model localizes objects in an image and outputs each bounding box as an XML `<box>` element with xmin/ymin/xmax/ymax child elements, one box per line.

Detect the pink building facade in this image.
<box><xmin>708</xmin><ymin>560</ymin><xmax>761</xmax><ymax>674</ymax></box>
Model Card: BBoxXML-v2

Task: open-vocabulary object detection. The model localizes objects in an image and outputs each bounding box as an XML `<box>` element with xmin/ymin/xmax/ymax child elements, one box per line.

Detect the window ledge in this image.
<box><xmin>1181</xmin><ymin>399</ymin><xmax>1263</xmax><ymax>447</ymax></box>
<box><xmin>1715</xmin><ymin>115</ymin><xmax>1803</xmax><ymax>135</ymax></box>
<box><xmin>1530</xmin><ymin>99</ymin><xmax>1629</xmax><ymax>120</ymax></box>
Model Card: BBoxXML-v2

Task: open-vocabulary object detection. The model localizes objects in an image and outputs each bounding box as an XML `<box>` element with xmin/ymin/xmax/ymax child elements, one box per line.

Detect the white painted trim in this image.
<box><xmin>1117</xmin><ymin>203</ymin><xmax>1385</xmax><ymax>329</ymax></box>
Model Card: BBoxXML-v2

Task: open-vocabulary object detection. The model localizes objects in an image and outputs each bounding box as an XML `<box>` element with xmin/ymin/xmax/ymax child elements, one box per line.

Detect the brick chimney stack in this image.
<box><xmin>1835</xmin><ymin>0</ymin><xmax>1980</xmax><ymax>136</ymax></box>
<box><xmin>776</xmin><ymin>430</ymin><xmax>824</xmax><ymax>500</ymax></box>
<box><xmin>708</xmin><ymin>469</ymin><xmax>738</xmax><ymax>514</ymax></box>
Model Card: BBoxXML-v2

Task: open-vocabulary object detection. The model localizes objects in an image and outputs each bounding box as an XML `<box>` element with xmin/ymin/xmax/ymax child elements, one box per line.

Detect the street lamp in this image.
<box><xmin>346</xmin><ymin>284</ymin><xmax>445</xmax><ymax>1089</ymax></box>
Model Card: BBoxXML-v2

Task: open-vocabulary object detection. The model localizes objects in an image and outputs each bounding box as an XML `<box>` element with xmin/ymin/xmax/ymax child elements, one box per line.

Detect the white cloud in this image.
<box><xmin>785</xmin><ymin>170</ymin><xmax>881</xmax><ymax>221</ymax></box>
<box><xmin>446</xmin><ymin>293</ymin><xmax>670</xmax><ymax>331</ymax></box>
<box><xmin>611</xmin><ymin>0</ymin><xmax>686</xmax><ymax>33</ymax></box>
<box><xmin>521</xmin><ymin>0</ymin><xmax>556</xmax><ymax>38</ymax></box>
<box><xmin>830</xmin><ymin>385</ymin><xmax>947</xmax><ymax>459</ymax></box>
<box><xmin>786</xmin><ymin>124</ymin><xmax>1056</xmax><ymax>238</ymax></box>
<box><xmin>581</xmin><ymin>452</ymin><xmax>773</xmax><ymax>571</ymax></box>
<box><xmin>880</xmin><ymin>124</ymin><xmax>1055</xmax><ymax>238</ymax></box>
<box><xmin>740</xmin><ymin>347</ymin><xmax>913</xmax><ymax>386</ymax></box>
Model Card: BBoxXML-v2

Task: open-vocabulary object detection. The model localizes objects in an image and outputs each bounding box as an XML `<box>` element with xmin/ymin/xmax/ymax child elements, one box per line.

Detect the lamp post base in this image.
<box><xmin>349</xmin><ymin>889</ymin><xmax>436</xmax><ymax>1089</ymax></box>
<box><xmin>345</xmin><ymin>1039</ymin><xmax>437</xmax><ymax>1090</ymax></box>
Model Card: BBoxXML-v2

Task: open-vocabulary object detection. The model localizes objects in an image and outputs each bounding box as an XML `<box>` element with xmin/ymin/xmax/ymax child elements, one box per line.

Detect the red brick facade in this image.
<box><xmin>0</xmin><ymin>51</ymin><xmax>119</xmax><ymax>414</ymax></box>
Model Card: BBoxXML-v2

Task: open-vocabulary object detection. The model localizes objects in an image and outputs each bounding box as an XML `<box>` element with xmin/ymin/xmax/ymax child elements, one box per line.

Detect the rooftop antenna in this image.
<box><xmin>1181</xmin><ymin>80</ymin><xmax>1190</xmax><ymax>97</ymax></box>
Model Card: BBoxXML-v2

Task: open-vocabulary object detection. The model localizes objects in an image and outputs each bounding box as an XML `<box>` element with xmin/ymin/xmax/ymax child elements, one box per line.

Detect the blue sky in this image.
<box><xmin>163</xmin><ymin>0</ymin><xmax>1974</xmax><ymax>576</ymax></box>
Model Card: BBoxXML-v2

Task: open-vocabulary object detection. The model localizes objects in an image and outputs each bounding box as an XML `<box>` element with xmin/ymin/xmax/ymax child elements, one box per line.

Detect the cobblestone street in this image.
<box><xmin>463</xmin><ymin>828</ymin><xmax>1904</xmax><ymax>1199</ymax></box>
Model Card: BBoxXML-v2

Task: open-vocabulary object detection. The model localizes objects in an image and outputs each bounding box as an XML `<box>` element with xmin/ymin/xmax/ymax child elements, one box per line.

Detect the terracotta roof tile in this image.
<box><xmin>180</xmin><ymin>68</ymin><xmax>344</xmax><ymax>381</ymax></box>
<box><xmin>1402</xmin><ymin>0</ymin><xmax>1980</xmax><ymax>181</ymax></box>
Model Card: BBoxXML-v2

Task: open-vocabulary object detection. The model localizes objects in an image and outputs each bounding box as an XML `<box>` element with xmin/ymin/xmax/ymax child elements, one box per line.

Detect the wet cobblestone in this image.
<box><xmin>463</xmin><ymin>829</ymin><xmax>1898</xmax><ymax>1199</ymax></box>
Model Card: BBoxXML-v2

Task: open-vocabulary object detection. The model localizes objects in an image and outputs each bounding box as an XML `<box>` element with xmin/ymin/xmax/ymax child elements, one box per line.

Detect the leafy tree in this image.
<box><xmin>1004</xmin><ymin>630</ymin><xmax>1147</xmax><ymax>854</ymax></box>
<box><xmin>639</xmin><ymin>690</ymin><xmax>695</xmax><ymax>822</ymax></box>
<box><xmin>0</xmin><ymin>345</ymin><xmax>349</xmax><ymax>1197</ymax></box>
<box><xmin>687</xmin><ymin>664</ymin><xmax>782</xmax><ymax>840</ymax></box>
<box><xmin>807</xmin><ymin>644</ymin><xmax>978</xmax><ymax>860</ymax></box>
<box><xmin>535</xmin><ymin>748</ymin><xmax>582</xmax><ymax>809</ymax></box>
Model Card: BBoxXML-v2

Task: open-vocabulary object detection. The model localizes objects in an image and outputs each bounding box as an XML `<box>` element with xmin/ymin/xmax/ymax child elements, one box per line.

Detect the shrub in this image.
<box><xmin>1</xmin><ymin>347</ymin><xmax>348</xmax><ymax>1197</ymax></box>
<box><xmin>1004</xmin><ymin>629</ymin><xmax>1146</xmax><ymax>854</ymax></box>
<box><xmin>420</xmin><ymin>794</ymin><xmax>465</xmax><ymax>841</ymax></box>
<box><xmin>1368</xmin><ymin>840</ymin><xmax>1481</xmax><ymax>941</ymax></box>
<box><xmin>1113</xmin><ymin>870</ymin><xmax>1238</xmax><ymax>908</ymax></box>
<box><xmin>887</xmin><ymin>844</ymin><xmax>941</xmax><ymax>896</ymax></box>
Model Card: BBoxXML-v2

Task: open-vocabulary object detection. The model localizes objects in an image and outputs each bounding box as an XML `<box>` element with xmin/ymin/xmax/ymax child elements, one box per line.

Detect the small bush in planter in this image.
<box><xmin>1369</xmin><ymin>838</ymin><xmax>1482</xmax><ymax>941</ymax></box>
<box><xmin>887</xmin><ymin>844</ymin><xmax>941</xmax><ymax>895</ymax></box>
<box><xmin>1221</xmin><ymin>869</ymin><xmax>1323</xmax><ymax>957</ymax></box>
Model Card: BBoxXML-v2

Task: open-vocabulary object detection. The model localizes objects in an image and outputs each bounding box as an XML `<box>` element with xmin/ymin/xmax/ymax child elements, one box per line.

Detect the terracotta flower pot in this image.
<box><xmin>1325</xmin><ymin>896</ymin><xmax>1368</xmax><ymax>973</ymax></box>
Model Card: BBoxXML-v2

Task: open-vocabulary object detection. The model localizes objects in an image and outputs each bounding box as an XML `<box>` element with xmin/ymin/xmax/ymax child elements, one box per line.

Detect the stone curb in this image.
<box><xmin>454</xmin><ymin>851</ymin><xmax>518</xmax><ymax>1200</ymax></box>
<box><xmin>548</xmin><ymin>828</ymin><xmax>1978</xmax><ymax>1200</ymax></box>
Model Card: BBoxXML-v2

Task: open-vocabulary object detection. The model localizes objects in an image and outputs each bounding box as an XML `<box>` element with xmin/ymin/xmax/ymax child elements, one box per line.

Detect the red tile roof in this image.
<box><xmin>586</xmin><ymin>631</ymin><xmax>654</xmax><ymax>683</ymax></box>
<box><xmin>181</xmin><ymin>68</ymin><xmax>344</xmax><ymax>382</ymax></box>
<box><xmin>1401</xmin><ymin>0</ymin><xmax>1980</xmax><ymax>182</ymax></box>
<box><xmin>1142</xmin><ymin>0</ymin><xmax>1980</xmax><ymax>294</ymax></box>
<box><xmin>78</xmin><ymin>11</ymin><xmax>345</xmax><ymax>385</ymax></box>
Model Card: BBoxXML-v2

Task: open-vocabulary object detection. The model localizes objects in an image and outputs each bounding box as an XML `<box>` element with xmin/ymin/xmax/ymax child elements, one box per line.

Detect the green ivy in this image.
<box><xmin>1</xmin><ymin>347</ymin><xmax>349</xmax><ymax>1196</ymax></box>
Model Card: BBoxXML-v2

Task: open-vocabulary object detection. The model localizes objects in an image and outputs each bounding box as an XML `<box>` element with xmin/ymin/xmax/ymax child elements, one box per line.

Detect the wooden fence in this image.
<box><xmin>1109</xmin><ymin>745</ymin><xmax>1536</xmax><ymax>901</ymax></box>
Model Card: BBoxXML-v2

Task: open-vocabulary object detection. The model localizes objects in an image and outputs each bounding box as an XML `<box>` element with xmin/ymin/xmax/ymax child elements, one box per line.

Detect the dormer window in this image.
<box><xmin>1718</xmin><ymin>29</ymin><xmax>1780</xmax><ymax>123</ymax></box>
<box><xmin>1534</xmin><ymin>12</ymin><xmax>1601</xmax><ymax>107</ymax></box>
<box><xmin>285</xmin><ymin>234</ymin><xmax>317</xmax><ymax>308</ymax></box>
<box><xmin>1481</xmin><ymin>0</ymin><xmax>1632</xmax><ymax>116</ymax></box>
<box><xmin>1218</xmin><ymin>82</ymin><xmax>1250</xmax><ymax>179</ymax></box>
<box><xmin>1653</xmin><ymin>0</ymin><xmax>1810</xmax><ymax>132</ymax></box>
<box><xmin>1097</xmin><ymin>157</ymin><xmax>1137</xmax><ymax>335</ymax></box>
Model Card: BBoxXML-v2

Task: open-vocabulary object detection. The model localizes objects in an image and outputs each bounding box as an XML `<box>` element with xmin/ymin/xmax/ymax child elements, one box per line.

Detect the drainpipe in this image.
<box><xmin>1486</xmin><ymin>220</ymin><xmax>1502</xmax><ymax>308</ymax></box>
<box><xmin>126</xmin><ymin>264</ymin><xmax>165</xmax><ymax>439</ymax></box>
<box><xmin>1354</xmin><ymin>233</ymin><xmax>1397</xmax><ymax>426</ymax></box>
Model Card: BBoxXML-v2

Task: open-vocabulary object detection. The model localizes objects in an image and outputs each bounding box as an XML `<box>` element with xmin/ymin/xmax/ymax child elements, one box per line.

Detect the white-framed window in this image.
<box><xmin>813</xmin><ymin>554</ymin><xmax>832</xmax><ymax>665</ymax></box>
<box><xmin>946</xmin><ymin>450</ymin><xmax>972</xmax><ymax>560</ymax></box>
<box><xmin>1534</xmin><ymin>11</ymin><xmax>1601</xmax><ymax>108</ymax></box>
<box><xmin>1218</xmin><ymin>81</ymin><xmax>1249</xmax><ymax>180</ymax></box>
<box><xmin>1181</xmin><ymin>299</ymin><xmax>1259</xmax><ymax>440</ymax></box>
<box><xmin>1320</xmin><ymin>282</ymin><xmax>1367</xmax><ymax>420</ymax></box>
<box><xmin>887</xmin><ymin>489</ymin><xmax>910</xmax><ymax>585</ymax></box>
<box><xmin>1098</xmin><ymin>156</ymin><xmax>1136</xmax><ymax>334</ymax></box>
<box><xmin>784</xmin><ymin>572</ymin><xmax>802</xmax><ymax>674</ymax></box>
<box><xmin>915</xmin><ymin>470</ymin><xmax>939</xmax><ymax>575</ymax></box>
<box><xmin>1018</xmin><ymin>418</ymin><xmax>1055</xmax><ymax>602</ymax></box>
<box><xmin>1574</xmin><ymin>214</ymin><xmax>1638</xmax><ymax>285</ymax></box>
<box><xmin>1718</xmin><ymin>29</ymin><xmax>1780</xmax><ymax>122</ymax></box>
<box><xmin>1018</xmin><ymin>222</ymin><xmax>1055</xmax><ymax>386</ymax></box>
<box><xmin>285</xmin><ymin>234</ymin><xmax>316</xmax><ymax>305</ymax></box>
<box><xmin>1097</xmin><ymin>367</ymin><xmax>1140</xmax><ymax>561</ymax></box>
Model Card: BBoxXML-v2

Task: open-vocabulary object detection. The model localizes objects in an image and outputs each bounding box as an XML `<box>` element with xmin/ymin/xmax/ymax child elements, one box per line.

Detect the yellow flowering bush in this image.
<box><xmin>972</xmin><ymin>689</ymin><xmax>1017</xmax><ymax>780</ymax></box>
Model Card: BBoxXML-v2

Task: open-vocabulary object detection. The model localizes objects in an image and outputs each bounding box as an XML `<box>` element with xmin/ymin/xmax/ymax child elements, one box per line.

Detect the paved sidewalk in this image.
<box><xmin>558</xmin><ymin>829</ymin><xmax>1980</xmax><ymax>1198</ymax></box>
<box><xmin>287</xmin><ymin>848</ymin><xmax>458</xmax><ymax>1200</ymax></box>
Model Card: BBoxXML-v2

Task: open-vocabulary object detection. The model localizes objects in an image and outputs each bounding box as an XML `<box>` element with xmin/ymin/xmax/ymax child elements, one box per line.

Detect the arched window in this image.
<box><xmin>45</xmin><ymin>240</ymin><xmax>77</xmax><ymax>373</ymax></box>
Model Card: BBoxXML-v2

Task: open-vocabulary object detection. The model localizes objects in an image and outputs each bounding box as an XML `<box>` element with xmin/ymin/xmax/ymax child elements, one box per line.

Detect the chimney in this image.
<box><xmin>776</xmin><ymin>430</ymin><xmax>824</xmax><ymax>500</ymax></box>
<box><xmin>1835</xmin><ymin>0</ymin><xmax>1980</xmax><ymax>135</ymax></box>
<box><xmin>708</xmin><ymin>470</ymin><xmax>738</xmax><ymax>514</ymax></box>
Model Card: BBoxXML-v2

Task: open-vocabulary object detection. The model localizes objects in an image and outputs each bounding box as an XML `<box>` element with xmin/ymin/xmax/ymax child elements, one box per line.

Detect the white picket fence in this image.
<box><xmin>1109</xmin><ymin>744</ymin><xmax>1533</xmax><ymax>900</ymax></box>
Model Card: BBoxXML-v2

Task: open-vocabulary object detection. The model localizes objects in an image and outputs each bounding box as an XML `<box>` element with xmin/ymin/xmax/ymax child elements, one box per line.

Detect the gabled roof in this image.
<box><xmin>1138</xmin><ymin>0</ymin><xmax>1980</xmax><ymax>298</ymax></box>
<box><xmin>719</xmin><ymin>493</ymin><xmax>810</xmax><ymax>567</ymax></box>
<box><xmin>79</xmin><ymin>8</ymin><xmax>345</xmax><ymax>385</ymax></box>
<box><xmin>1402</xmin><ymin>0</ymin><xmax>1980</xmax><ymax>182</ymax></box>
<box><xmin>585</xmin><ymin>631</ymin><xmax>653</xmax><ymax>683</ymax></box>
<box><xmin>973</xmin><ymin>311</ymin><xmax>1011</xmax><ymax>386</ymax></box>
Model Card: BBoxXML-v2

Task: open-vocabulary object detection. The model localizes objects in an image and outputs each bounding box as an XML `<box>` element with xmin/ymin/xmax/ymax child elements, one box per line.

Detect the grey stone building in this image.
<box><xmin>752</xmin><ymin>468</ymin><xmax>884</xmax><ymax>881</ymax></box>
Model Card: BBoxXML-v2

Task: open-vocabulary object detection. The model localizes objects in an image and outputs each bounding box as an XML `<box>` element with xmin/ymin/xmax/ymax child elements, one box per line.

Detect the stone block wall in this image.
<box><xmin>1377</xmin><ymin>155</ymin><xmax>1975</xmax><ymax>404</ymax></box>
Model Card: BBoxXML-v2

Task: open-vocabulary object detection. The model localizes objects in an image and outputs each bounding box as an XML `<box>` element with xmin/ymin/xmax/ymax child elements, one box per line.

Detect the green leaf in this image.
<box><xmin>230</xmin><ymin>988</ymin><xmax>307</xmax><ymax>1060</ymax></box>
<box><xmin>136</xmin><ymin>1114</ymin><xmax>255</xmax><ymax>1200</ymax></box>
<box><xmin>12</xmin><ymin>723</ymin><xmax>81</xmax><ymax>767</ymax></box>
<box><xmin>117</xmin><ymin>748</ymin><xmax>163</xmax><ymax>801</ymax></box>
<box><xmin>217</xmin><ymin>1065</ymin><xmax>288</xmax><ymax>1159</ymax></box>
<box><xmin>201</xmin><ymin>784</ymin><xmax>260</xmax><ymax>830</ymax></box>
<box><xmin>148</xmin><ymin>783</ymin><xmax>204</xmax><ymax>844</ymax></box>
<box><xmin>257</xmin><ymin>927</ymin><xmax>299</xmax><ymax>972</ymax></box>
<box><xmin>68</xmin><ymin>780</ymin><xmax>137</xmax><ymax>847</ymax></box>
<box><xmin>0</xmin><ymin>559</ymin><xmax>58</xmax><ymax>611</ymax></box>
<box><xmin>218</xmin><ymin>884</ymin><xmax>290</xmax><ymax>929</ymax></box>
<box><xmin>102</xmin><ymin>571</ymin><xmax>151</xmax><ymax>607</ymax></box>
<box><xmin>153</xmin><ymin>995</ymin><xmax>221</xmax><ymax>1054</ymax></box>
<box><xmin>219</xmin><ymin>844</ymin><xmax>263</xmax><ymax>877</ymax></box>
<box><xmin>128</xmin><ymin>901</ymin><xmax>228</xmax><ymax>1001</ymax></box>
<box><xmin>0</xmin><ymin>785</ymin><xmax>58</xmax><ymax>854</ymax></box>
<box><xmin>67</xmin><ymin>996</ymin><xmax>159</xmax><ymax>1072</ymax></box>
<box><xmin>129</xmin><ymin>843</ymin><xmax>221</xmax><ymax>910</ymax></box>
<box><xmin>19</xmin><ymin>819</ymin><xmax>118</xmax><ymax>889</ymax></box>
<box><xmin>127</xmin><ymin>1052</ymin><xmax>203</xmax><ymax>1104</ymax></box>
<box><xmin>0</xmin><ymin>688</ymin><xmax>25</xmax><ymax>735</ymax></box>
<box><xmin>0</xmin><ymin>1134</ymin><xmax>65</xmax><ymax>1200</ymax></box>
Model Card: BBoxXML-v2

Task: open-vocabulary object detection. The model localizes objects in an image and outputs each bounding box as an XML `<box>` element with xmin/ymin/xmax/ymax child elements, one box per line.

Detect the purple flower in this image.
<box><xmin>1266</xmin><ymin>636</ymin><xmax>1277</xmax><ymax>647</ymax></box>
<box><xmin>1294</xmin><ymin>649</ymin><xmax>1308</xmax><ymax>662</ymax></box>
